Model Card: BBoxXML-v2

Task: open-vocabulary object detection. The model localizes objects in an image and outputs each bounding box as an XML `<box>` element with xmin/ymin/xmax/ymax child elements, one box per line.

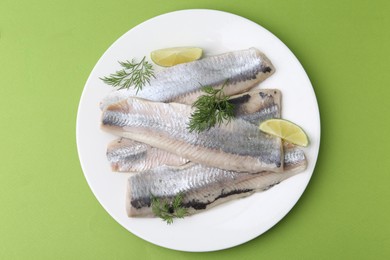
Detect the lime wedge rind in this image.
<box><xmin>259</xmin><ymin>119</ymin><xmax>309</xmax><ymax>147</ymax></box>
<box><xmin>151</xmin><ymin>47</ymin><xmax>203</xmax><ymax>67</ymax></box>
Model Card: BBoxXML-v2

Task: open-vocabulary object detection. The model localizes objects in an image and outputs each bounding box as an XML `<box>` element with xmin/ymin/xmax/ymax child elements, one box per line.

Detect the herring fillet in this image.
<box><xmin>101</xmin><ymin>97</ymin><xmax>283</xmax><ymax>173</ymax></box>
<box><xmin>107</xmin><ymin>138</ymin><xmax>189</xmax><ymax>172</ymax></box>
<box><xmin>229</xmin><ymin>89</ymin><xmax>281</xmax><ymax>125</ymax></box>
<box><xmin>126</xmin><ymin>147</ymin><xmax>307</xmax><ymax>217</ymax></box>
<box><xmin>99</xmin><ymin>48</ymin><xmax>275</xmax><ymax>110</ymax></box>
<box><xmin>107</xmin><ymin>89</ymin><xmax>282</xmax><ymax>172</ymax></box>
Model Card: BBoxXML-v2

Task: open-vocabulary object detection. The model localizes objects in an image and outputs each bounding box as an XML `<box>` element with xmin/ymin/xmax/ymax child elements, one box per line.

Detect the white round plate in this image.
<box><xmin>76</xmin><ymin>9</ymin><xmax>320</xmax><ymax>252</ymax></box>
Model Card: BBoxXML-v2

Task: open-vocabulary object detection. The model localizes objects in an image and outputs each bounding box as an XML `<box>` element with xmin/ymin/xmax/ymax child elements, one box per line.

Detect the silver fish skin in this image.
<box><xmin>99</xmin><ymin>48</ymin><xmax>275</xmax><ymax>110</ymax></box>
<box><xmin>101</xmin><ymin>97</ymin><xmax>284</xmax><ymax>173</ymax></box>
<box><xmin>126</xmin><ymin>147</ymin><xmax>307</xmax><ymax>217</ymax></box>
<box><xmin>107</xmin><ymin>138</ymin><xmax>189</xmax><ymax>172</ymax></box>
<box><xmin>107</xmin><ymin>89</ymin><xmax>282</xmax><ymax>172</ymax></box>
<box><xmin>229</xmin><ymin>89</ymin><xmax>281</xmax><ymax>125</ymax></box>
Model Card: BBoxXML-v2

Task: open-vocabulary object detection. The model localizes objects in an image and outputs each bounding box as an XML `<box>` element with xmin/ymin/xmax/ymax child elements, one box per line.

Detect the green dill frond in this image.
<box><xmin>150</xmin><ymin>193</ymin><xmax>188</xmax><ymax>225</ymax></box>
<box><xmin>187</xmin><ymin>80</ymin><xmax>235</xmax><ymax>133</ymax></box>
<box><xmin>100</xmin><ymin>56</ymin><xmax>155</xmax><ymax>93</ymax></box>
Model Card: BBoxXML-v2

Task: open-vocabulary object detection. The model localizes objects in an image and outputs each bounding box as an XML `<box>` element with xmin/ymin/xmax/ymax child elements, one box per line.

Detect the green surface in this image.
<box><xmin>1</xmin><ymin>0</ymin><xmax>389</xmax><ymax>259</ymax></box>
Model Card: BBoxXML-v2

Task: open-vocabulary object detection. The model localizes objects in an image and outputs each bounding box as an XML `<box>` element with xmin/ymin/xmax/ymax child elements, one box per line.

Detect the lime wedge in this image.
<box><xmin>150</xmin><ymin>47</ymin><xmax>203</xmax><ymax>67</ymax></box>
<box><xmin>259</xmin><ymin>119</ymin><xmax>309</xmax><ymax>147</ymax></box>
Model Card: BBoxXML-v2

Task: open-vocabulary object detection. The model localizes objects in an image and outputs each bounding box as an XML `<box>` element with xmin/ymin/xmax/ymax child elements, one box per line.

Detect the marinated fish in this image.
<box><xmin>107</xmin><ymin>138</ymin><xmax>189</xmax><ymax>172</ymax></box>
<box><xmin>100</xmin><ymin>48</ymin><xmax>275</xmax><ymax>110</ymax></box>
<box><xmin>107</xmin><ymin>89</ymin><xmax>282</xmax><ymax>172</ymax></box>
<box><xmin>101</xmin><ymin>97</ymin><xmax>283</xmax><ymax>173</ymax></box>
<box><xmin>229</xmin><ymin>89</ymin><xmax>281</xmax><ymax>125</ymax></box>
<box><xmin>126</xmin><ymin>147</ymin><xmax>307</xmax><ymax>217</ymax></box>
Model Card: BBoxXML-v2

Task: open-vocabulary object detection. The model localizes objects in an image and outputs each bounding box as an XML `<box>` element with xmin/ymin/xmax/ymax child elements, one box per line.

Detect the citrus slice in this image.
<box><xmin>259</xmin><ymin>119</ymin><xmax>309</xmax><ymax>147</ymax></box>
<box><xmin>150</xmin><ymin>47</ymin><xmax>203</xmax><ymax>67</ymax></box>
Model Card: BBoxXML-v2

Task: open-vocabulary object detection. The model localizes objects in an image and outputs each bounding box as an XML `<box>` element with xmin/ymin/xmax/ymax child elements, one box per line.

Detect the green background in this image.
<box><xmin>1</xmin><ymin>0</ymin><xmax>389</xmax><ymax>259</ymax></box>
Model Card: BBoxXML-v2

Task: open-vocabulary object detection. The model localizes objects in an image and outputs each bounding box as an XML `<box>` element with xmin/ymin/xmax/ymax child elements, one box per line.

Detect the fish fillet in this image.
<box><xmin>107</xmin><ymin>138</ymin><xmax>189</xmax><ymax>172</ymax></box>
<box><xmin>101</xmin><ymin>97</ymin><xmax>283</xmax><ymax>173</ymax></box>
<box><xmin>99</xmin><ymin>48</ymin><xmax>275</xmax><ymax>110</ymax></box>
<box><xmin>229</xmin><ymin>89</ymin><xmax>281</xmax><ymax>125</ymax></box>
<box><xmin>126</xmin><ymin>147</ymin><xmax>307</xmax><ymax>217</ymax></box>
<box><xmin>106</xmin><ymin>89</ymin><xmax>282</xmax><ymax>172</ymax></box>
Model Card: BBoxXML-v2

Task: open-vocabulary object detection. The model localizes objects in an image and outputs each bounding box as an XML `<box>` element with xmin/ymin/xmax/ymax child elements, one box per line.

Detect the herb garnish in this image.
<box><xmin>187</xmin><ymin>80</ymin><xmax>235</xmax><ymax>133</ymax></box>
<box><xmin>100</xmin><ymin>56</ymin><xmax>155</xmax><ymax>93</ymax></box>
<box><xmin>151</xmin><ymin>193</ymin><xmax>188</xmax><ymax>224</ymax></box>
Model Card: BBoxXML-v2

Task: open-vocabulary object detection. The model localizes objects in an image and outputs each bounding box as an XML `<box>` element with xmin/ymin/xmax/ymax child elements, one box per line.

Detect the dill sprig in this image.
<box><xmin>187</xmin><ymin>81</ymin><xmax>235</xmax><ymax>133</ymax></box>
<box><xmin>100</xmin><ymin>56</ymin><xmax>155</xmax><ymax>93</ymax></box>
<box><xmin>151</xmin><ymin>193</ymin><xmax>188</xmax><ymax>225</ymax></box>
